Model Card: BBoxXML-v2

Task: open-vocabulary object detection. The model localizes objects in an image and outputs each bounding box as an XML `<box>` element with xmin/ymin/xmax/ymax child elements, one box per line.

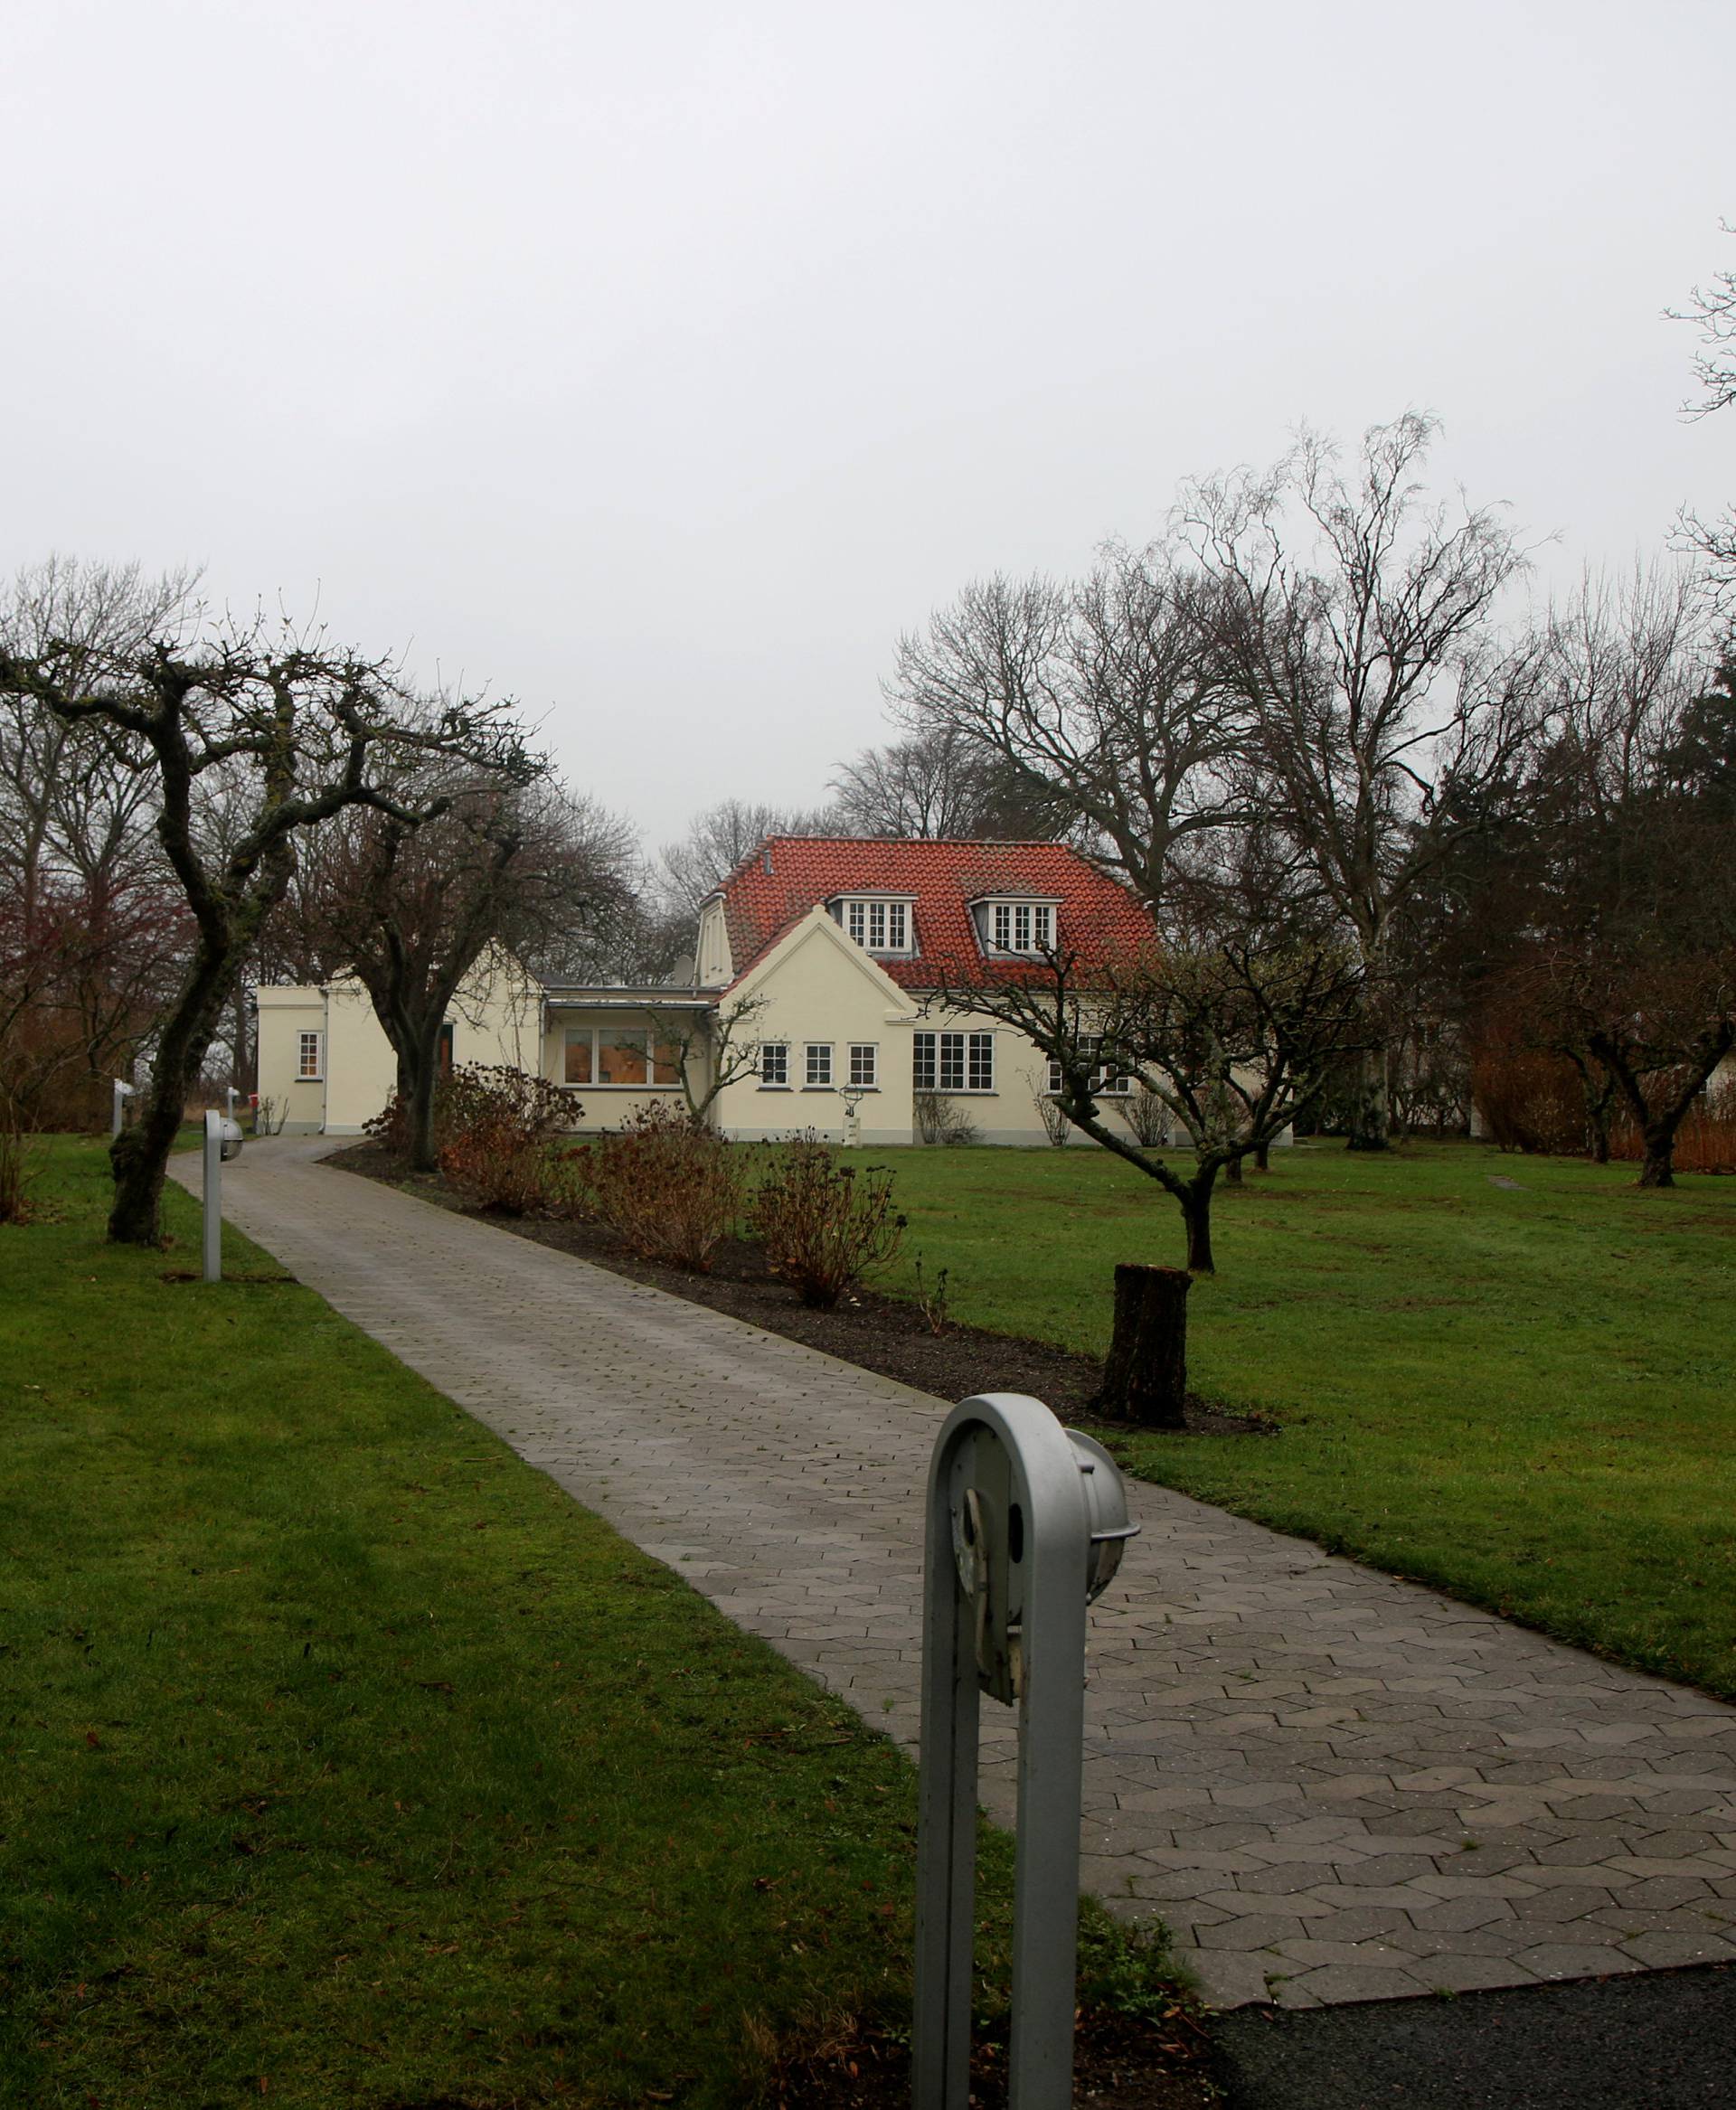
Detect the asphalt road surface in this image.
<box><xmin>1213</xmin><ymin>1964</ymin><xmax>1736</xmax><ymax>2107</ymax></box>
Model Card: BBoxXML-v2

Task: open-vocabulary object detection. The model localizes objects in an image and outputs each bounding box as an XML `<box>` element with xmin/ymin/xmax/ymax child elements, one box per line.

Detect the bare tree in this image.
<box><xmin>296</xmin><ymin>766</ymin><xmax>633</xmax><ymax>1170</ymax></box>
<box><xmin>0</xmin><ymin>557</ymin><xmax>203</xmax><ymax>1114</ymax></box>
<box><xmin>656</xmin><ymin>796</ymin><xmax>843</xmax><ymax>923</ymax></box>
<box><xmin>1184</xmin><ymin>413</ymin><xmax>1543</xmax><ymax>1149</ymax></box>
<box><xmin>1672</xmin><ymin>222</ymin><xmax>1736</xmax><ymax>419</ymax></box>
<box><xmin>645</xmin><ymin>990</ymin><xmax>770</xmax><ymax>1124</ymax></box>
<box><xmin>0</xmin><ymin>624</ymin><xmax>534</xmax><ymax>1242</ymax></box>
<box><xmin>1670</xmin><ymin>224</ymin><xmax>1736</xmax><ymax>600</ymax></box>
<box><xmin>828</xmin><ymin>724</ymin><xmax>1069</xmax><ymax>840</ymax></box>
<box><xmin>888</xmin><ymin>543</ymin><xmax>1250</xmax><ymax>904</ymax></box>
<box><xmin>1497</xmin><ymin>570</ymin><xmax>1732</xmax><ymax>1186</ymax></box>
<box><xmin>927</xmin><ymin>864</ymin><xmax>1366</xmax><ymax>1275</ymax></box>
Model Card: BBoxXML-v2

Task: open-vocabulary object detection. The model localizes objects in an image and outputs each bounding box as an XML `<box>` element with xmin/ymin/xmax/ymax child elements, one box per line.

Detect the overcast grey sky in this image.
<box><xmin>6</xmin><ymin>0</ymin><xmax>1732</xmax><ymax>849</ymax></box>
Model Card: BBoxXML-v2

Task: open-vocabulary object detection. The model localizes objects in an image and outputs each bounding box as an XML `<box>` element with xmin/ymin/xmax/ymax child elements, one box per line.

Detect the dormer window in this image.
<box><xmin>835</xmin><ymin>896</ymin><xmax>915</xmax><ymax>956</ymax></box>
<box><xmin>976</xmin><ymin>898</ymin><xmax>1058</xmax><ymax>955</ymax></box>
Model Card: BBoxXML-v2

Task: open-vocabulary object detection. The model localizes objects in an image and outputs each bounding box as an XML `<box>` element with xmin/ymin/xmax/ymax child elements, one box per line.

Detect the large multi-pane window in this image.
<box><xmin>848</xmin><ymin>1043</ymin><xmax>878</xmax><ymax>1088</ymax></box>
<box><xmin>913</xmin><ymin>1030</ymin><xmax>994</xmax><ymax>1093</ymax></box>
<box><xmin>563</xmin><ymin>1027</ymin><xmax>682</xmax><ymax>1087</ymax></box>
<box><xmin>988</xmin><ymin>901</ymin><xmax>1054</xmax><ymax>953</ymax></box>
<box><xmin>759</xmin><ymin>1041</ymin><xmax>789</xmax><ymax>1087</ymax></box>
<box><xmin>297</xmin><ymin>1031</ymin><xmax>323</xmax><ymax>1079</ymax></box>
<box><xmin>805</xmin><ymin>1042</ymin><xmax>833</xmax><ymax>1087</ymax></box>
<box><xmin>1046</xmin><ymin>1038</ymin><xmax>1131</xmax><ymax>1096</ymax></box>
<box><xmin>842</xmin><ymin>899</ymin><xmax>911</xmax><ymax>953</ymax></box>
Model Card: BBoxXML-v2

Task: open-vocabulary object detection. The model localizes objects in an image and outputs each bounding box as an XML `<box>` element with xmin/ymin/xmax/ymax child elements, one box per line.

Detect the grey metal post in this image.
<box><xmin>915</xmin><ymin>1393</ymin><xmax>1129</xmax><ymax>2110</ymax></box>
<box><xmin>202</xmin><ymin>1109</ymin><xmax>222</xmax><ymax>1284</ymax></box>
<box><xmin>915</xmin><ymin>1427</ymin><xmax>982</xmax><ymax>2109</ymax></box>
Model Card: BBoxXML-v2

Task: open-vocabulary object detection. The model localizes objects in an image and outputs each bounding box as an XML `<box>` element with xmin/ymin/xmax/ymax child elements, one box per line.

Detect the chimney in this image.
<box><xmin>762</xmin><ymin>844</ymin><xmax>774</xmax><ymax>875</ymax></box>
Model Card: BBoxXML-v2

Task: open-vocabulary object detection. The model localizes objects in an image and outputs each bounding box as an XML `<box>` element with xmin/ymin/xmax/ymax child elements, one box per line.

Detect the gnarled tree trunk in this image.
<box><xmin>107</xmin><ymin>937</ymin><xmax>238</xmax><ymax>1244</ymax></box>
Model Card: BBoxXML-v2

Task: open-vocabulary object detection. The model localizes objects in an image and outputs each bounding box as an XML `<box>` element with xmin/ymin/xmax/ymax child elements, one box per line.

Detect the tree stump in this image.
<box><xmin>1091</xmin><ymin>1263</ymin><xmax>1191</xmax><ymax>1428</ymax></box>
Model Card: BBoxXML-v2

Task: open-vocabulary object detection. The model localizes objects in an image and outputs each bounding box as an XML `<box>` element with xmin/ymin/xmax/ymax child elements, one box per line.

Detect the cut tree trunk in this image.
<box><xmin>1091</xmin><ymin>1263</ymin><xmax>1191</xmax><ymax>1428</ymax></box>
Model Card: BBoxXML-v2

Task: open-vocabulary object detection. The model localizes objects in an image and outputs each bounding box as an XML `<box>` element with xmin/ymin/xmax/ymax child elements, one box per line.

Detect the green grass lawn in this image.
<box><xmin>0</xmin><ymin>1139</ymin><xmax>1173</xmax><ymax>2108</ymax></box>
<box><xmin>877</xmin><ymin>1138</ymin><xmax>1736</xmax><ymax>1700</ymax></box>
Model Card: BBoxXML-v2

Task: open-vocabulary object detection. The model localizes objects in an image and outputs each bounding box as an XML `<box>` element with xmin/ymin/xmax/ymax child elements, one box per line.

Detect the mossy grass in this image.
<box><xmin>878</xmin><ymin>1138</ymin><xmax>1736</xmax><ymax>1699</ymax></box>
<box><xmin>1</xmin><ymin>1138</ymin><xmax>1177</xmax><ymax>2106</ymax></box>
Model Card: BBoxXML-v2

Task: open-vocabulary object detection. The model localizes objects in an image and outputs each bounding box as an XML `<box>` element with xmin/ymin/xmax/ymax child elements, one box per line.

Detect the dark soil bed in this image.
<box><xmin>769</xmin><ymin>2003</ymin><xmax>1222</xmax><ymax>2107</ymax></box>
<box><xmin>325</xmin><ymin>1142</ymin><xmax>1268</xmax><ymax>1439</ymax></box>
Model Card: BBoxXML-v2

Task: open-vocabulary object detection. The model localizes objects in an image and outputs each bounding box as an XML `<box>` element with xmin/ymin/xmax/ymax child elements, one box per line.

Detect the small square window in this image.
<box><xmin>760</xmin><ymin>1042</ymin><xmax>789</xmax><ymax>1087</ymax></box>
<box><xmin>805</xmin><ymin>1042</ymin><xmax>833</xmax><ymax>1087</ymax></box>
<box><xmin>849</xmin><ymin>1043</ymin><xmax>877</xmax><ymax>1088</ymax></box>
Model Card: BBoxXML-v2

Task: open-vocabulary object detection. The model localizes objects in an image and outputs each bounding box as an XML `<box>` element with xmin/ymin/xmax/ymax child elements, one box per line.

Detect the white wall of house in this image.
<box><xmin>254</xmin><ymin>949</ymin><xmax>543</xmax><ymax>1136</ymax></box>
<box><xmin>707</xmin><ymin>905</ymin><xmax>1121</xmax><ymax>1147</ymax></box>
<box><xmin>255</xmin><ymin>986</ymin><xmax>329</xmax><ymax>1134</ymax></box>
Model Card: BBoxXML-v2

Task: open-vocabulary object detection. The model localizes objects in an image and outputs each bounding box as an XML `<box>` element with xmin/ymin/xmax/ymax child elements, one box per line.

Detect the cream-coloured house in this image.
<box><xmin>254</xmin><ymin>838</ymin><xmax>1157</xmax><ymax>1145</ymax></box>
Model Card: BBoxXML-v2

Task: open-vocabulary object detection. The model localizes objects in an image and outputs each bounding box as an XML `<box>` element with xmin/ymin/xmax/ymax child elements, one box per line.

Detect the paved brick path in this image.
<box><xmin>175</xmin><ymin>1137</ymin><xmax>1736</xmax><ymax>2009</ymax></box>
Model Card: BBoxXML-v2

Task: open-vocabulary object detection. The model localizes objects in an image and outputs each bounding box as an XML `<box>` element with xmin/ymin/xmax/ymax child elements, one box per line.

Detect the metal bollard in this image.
<box><xmin>202</xmin><ymin>1109</ymin><xmax>223</xmax><ymax>1282</ymax></box>
<box><xmin>913</xmin><ymin>1393</ymin><xmax>1137</xmax><ymax>2110</ymax></box>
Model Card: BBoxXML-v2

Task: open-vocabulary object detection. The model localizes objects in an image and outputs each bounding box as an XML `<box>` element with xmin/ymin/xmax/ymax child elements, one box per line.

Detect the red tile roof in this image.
<box><xmin>713</xmin><ymin>837</ymin><xmax>1153</xmax><ymax>991</ymax></box>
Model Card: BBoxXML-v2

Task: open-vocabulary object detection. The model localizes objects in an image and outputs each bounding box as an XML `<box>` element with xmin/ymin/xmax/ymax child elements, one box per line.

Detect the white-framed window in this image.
<box><xmin>804</xmin><ymin>1042</ymin><xmax>833</xmax><ymax>1087</ymax></box>
<box><xmin>839</xmin><ymin>898</ymin><xmax>913</xmax><ymax>954</ymax></box>
<box><xmin>1047</xmin><ymin>1039</ymin><xmax>1132</xmax><ymax>1096</ymax></box>
<box><xmin>985</xmin><ymin>900</ymin><xmax>1055</xmax><ymax>954</ymax></box>
<box><xmin>848</xmin><ymin>1043</ymin><xmax>878</xmax><ymax>1088</ymax></box>
<box><xmin>297</xmin><ymin>1031</ymin><xmax>324</xmax><ymax>1080</ymax></box>
<box><xmin>760</xmin><ymin>1041</ymin><xmax>789</xmax><ymax>1088</ymax></box>
<box><xmin>562</xmin><ymin>1026</ymin><xmax>682</xmax><ymax>1088</ymax></box>
<box><xmin>913</xmin><ymin>1031</ymin><xmax>995</xmax><ymax>1093</ymax></box>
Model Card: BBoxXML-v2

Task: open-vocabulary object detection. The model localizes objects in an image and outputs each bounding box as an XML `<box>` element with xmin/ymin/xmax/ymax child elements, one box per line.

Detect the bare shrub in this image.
<box><xmin>542</xmin><ymin>1144</ymin><xmax>596</xmax><ymax>1222</ymax></box>
<box><xmin>1471</xmin><ymin>1050</ymin><xmax>1586</xmax><ymax>1155</ymax></box>
<box><xmin>750</xmin><ymin>1134</ymin><xmax>906</xmax><ymax>1308</ymax></box>
<box><xmin>1117</xmin><ymin>1087</ymin><xmax>1171</xmax><ymax>1149</ymax></box>
<box><xmin>911</xmin><ymin>1252</ymin><xmax>951</xmax><ymax>1333</ymax></box>
<box><xmin>567</xmin><ymin>1102</ymin><xmax>743</xmax><ymax>1269</ymax></box>
<box><xmin>437</xmin><ymin>1063</ymin><xmax>574</xmax><ymax>1213</ymax></box>
<box><xmin>1033</xmin><ymin>1087</ymin><xmax>1071</xmax><ymax>1146</ymax></box>
<box><xmin>913</xmin><ymin>1090</ymin><xmax>980</xmax><ymax>1146</ymax></box>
